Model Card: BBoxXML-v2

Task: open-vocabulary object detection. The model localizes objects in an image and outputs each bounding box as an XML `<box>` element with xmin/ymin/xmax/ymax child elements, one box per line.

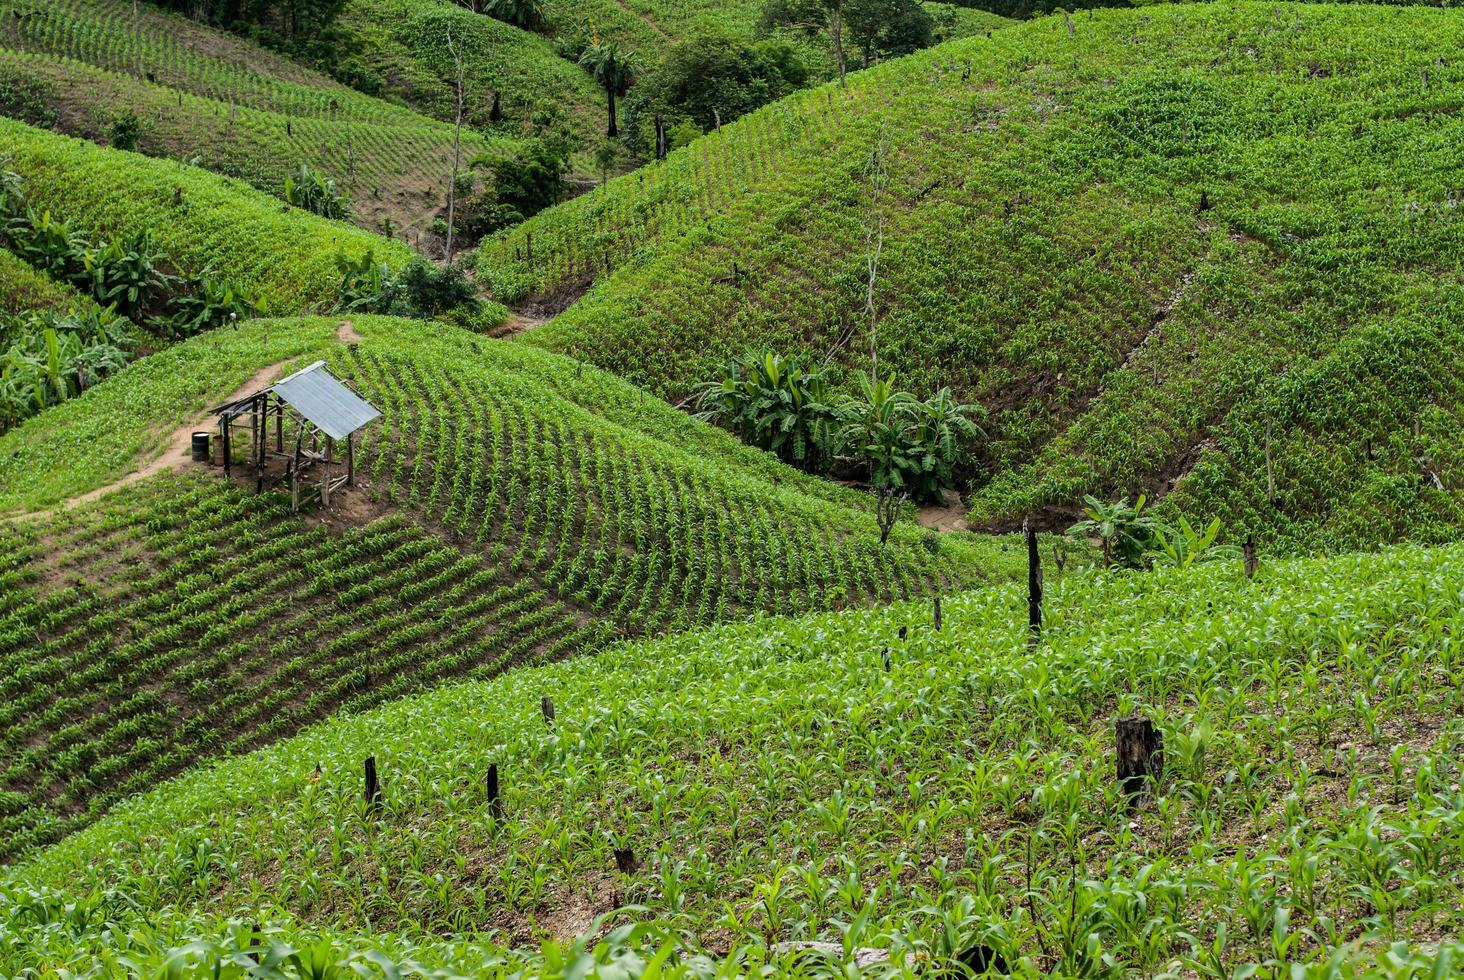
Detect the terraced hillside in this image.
<box><xmin>5</xmin><ymin>538</ymin><xmax>1463</xmax><ymax>975</ymax></box>
<box><xmin>536</xmin><ymin>0</ymin><xmax>1009</xmax><ymax>53</ymax></box>
<box><xmin>0</xmin><ymin>314</ymin><xmax>1015</xmax><ymax>859</ymax></box>
<box><xmin>479</xmin><ymin>3</ymin><xmax>1464</xmax><ymax>550</ymax></box>
<box><xmin>0</xmin><ymin>117</ymin><xmax>411</xmax><ymax>311</ymax></box>
<box><xmin>0</xmin><ymin>0</ymin><xmax>562</xmax><ymax>238</ymax></box>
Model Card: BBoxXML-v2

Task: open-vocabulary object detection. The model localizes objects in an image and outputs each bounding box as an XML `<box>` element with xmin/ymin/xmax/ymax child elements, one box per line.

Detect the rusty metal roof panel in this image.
<box><xmin>268</xmin><ymin>360</ymin><xmax>379</xmax><ymax>440</ymax></box>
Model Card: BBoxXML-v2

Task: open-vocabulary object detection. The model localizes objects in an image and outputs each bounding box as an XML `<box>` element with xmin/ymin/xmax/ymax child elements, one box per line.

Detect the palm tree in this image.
<box><xmin>578</xmin><ymin>37</ymin><xmax>640</xmax><ymax>137</ymax></box>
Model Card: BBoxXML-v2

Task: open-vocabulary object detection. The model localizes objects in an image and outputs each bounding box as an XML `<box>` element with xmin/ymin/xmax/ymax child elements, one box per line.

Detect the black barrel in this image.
<box><xmin>191</xmin><ymin>432</ymin><xmax>211</xmax><ymax>464</ymax></box>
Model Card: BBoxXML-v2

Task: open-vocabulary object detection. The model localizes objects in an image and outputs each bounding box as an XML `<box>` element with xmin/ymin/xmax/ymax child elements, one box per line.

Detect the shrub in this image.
<box><xmin>282</xmin><ymin>164</ymin><xmax>351</xmax><ymax>221</ymax></box>
<box><xmin>841</xmin><ymin>376</ymin><xmax>982</xmax><ymax>504</ymax></box>
<box><xmin>107</xmin><ymin>110</ymin><xmax>142</xmax><ymax>152</ymax></box>
<box><xmin>1066</xmin><ymin>494</ymin><xmax>1163</xmax><ymax>569</ymax></box>
<box><xmin>696</xmin><ymin>351</ymin><xmax>847</xmax><ymax>473</ymax></box>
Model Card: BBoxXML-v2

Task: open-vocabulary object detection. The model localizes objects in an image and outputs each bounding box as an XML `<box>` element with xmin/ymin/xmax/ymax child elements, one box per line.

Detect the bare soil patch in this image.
<box><xmin>917</xmin><ymin>488</ymin><xmax>970</xmax><ymax>532</ymax></box>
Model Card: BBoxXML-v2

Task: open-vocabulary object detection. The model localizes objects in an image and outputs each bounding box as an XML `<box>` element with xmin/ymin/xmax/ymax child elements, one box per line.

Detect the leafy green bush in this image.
<box><xmin>105</xmin><ymin>109</ymin><xmax>141</xmax><ymax>151</ymax></box>
<box><xmin>281</xmin><ymin>164</ymin><xmax>351</xmax><ymax>221</ymax></box>
<box><xmin>696</xmin><ymin>350</ymin><xmax>846</xmax><ymax>472</ymax></box>
<box><xmin>0</xmin><ymin>309</ymin><xmax>132</xmax><ymax>431</ymax></box>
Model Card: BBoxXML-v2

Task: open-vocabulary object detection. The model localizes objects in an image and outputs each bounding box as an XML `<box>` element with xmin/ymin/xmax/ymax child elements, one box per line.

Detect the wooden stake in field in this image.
<box><xmin>541</xmin><ymin>696</ymin><xmax>555</xmax><ymax>727</ymax></box>
<box><xmin>1243</xmin><ymin>535</ymin><xmax>1258</xmax><ymax>579</ymax></box>
<box><xmin>364</xmin><ymin>755</ymin><xmax>381</xmax><ymax>811</ymax></box>
<box><xmin>1025</xmin><ymin>517</ymin><xmax>1042</xmax><ymax>640</ymax></box>
<box><xmin>486</xmin><ymin>763</ymin><xmax>503</xmax><ymax>819</ymax></box>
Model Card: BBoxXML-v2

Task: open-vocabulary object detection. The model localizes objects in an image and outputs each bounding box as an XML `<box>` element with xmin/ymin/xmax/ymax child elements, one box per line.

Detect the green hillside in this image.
<box><xmin>5</xmin><ymin>540</ymin><xmax>1463</xmax><ymax>975</ymax></box>
<box><xmin>0</xmin><ymin>313</ymin><xmax>1014</xmax><ymax>858</ymax></box>
<box><xmin>0</xmin><ymin>0</ymin><xmax>536</xmax><ymax>239</ymax></box>
<box><xmin>0</xmin><ymin>117</ymin><xmax>411</xmax><ymax>311</ymax></box>
<box><xmin>331</xmin><ymin>0</ymin><xmax>603</xmax><ymax>146</ymax></box>
<box><xmin>0</xmin><ymin>248</ymin><xmax>102</xmax><ymax>318</ymax></box>
<box><xmin>478</xmin><ymin>2</ymin><xmax>1464</xmax><ymax>550</ymax></box>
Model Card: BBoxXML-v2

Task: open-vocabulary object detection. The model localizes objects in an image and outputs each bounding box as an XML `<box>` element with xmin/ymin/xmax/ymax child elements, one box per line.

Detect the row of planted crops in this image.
<box><xmin>3</xmin><ymin>534</ymin><xmax>1463</xmax><ymax>976</ymax></box>
<box><xmin>0</xmin><ymin>314</ymin><xmax>1012</xmax><ymax>861</ymax></box>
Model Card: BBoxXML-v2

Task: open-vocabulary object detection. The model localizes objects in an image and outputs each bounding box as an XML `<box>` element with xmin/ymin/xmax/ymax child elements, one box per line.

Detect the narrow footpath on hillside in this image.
<box><xmin>11</xmin><ymin>320</ymin><xmax>366</xmax><ymax>521</ymax></box>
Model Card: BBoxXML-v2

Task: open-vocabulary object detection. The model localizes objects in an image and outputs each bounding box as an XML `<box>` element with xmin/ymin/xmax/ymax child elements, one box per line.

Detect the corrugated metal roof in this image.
<box><xmin>215</xmin><ymin>361</ymin><xmax>379</xmax><ymax>440</ymax></box>
<box><xmin>269</xmin><ymin>361</ymin><xmax>380</xmax><ymax>440</ymax></box>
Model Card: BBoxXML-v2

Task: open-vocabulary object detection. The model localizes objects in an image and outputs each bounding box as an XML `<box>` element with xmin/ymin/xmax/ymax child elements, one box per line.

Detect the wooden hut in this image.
<box><xmin>212</xmin><ymin>361</ymin><xmax>380</xmax><ymax>512</ymax></box>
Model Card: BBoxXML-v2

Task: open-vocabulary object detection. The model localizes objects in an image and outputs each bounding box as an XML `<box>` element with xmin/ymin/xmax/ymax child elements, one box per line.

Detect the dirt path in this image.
<box><xmin>10</xmin><ymin>361</ymin><xmax>289</xmax><ymax>522</ymax></box>
<box><xmin>917</xmin><ymin>488</ymin><xmax>970</xmax><ymax>532</ymax></box>
<box><xmin>336</xmin><ymin>319</ymin><xmax>363</xmax><ymax>345</ymax></box>
<box><xmin>490</xmin><ymin>312</ymin><xmax>549</xmax><ymax>339</ymax></box>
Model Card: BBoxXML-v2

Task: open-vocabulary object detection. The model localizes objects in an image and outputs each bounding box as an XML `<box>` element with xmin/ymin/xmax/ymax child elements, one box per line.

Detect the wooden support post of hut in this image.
<box><xmin>212</xmin><ymin>361</ymin><xmax>380</xmax><ymax>514</ymax></box>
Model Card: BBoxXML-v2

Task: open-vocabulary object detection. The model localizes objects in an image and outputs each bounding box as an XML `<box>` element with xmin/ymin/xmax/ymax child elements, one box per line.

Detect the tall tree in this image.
<box><xmin>824</xmin><ymin>0</ymin><xmax>846</xmax><ymax>85</ymax></box>
<box><xmin>579</xmin><ymin>37</ymin><xmax>641</xmax><ymax>137</ymax></box>
<box><xmin>445</xmin><ymin>21</ymin><xmax>465</xmax><ymax>261</ymax></box>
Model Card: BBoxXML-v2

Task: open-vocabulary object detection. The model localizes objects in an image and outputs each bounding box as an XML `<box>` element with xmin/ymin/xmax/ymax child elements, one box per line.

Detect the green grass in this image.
<box><xmin>0</xmin><ymin>116</ymin><xmax>412</xmax><ymax>312</ymax></box>
<box><xmin>478</xmin><ymin>2</ymin><xmax>1464</xmax><ymax>551</ymax></box>
<box><xmin>333</xmin><ymin>0</ymin><xmax>604</xmax><ymax>151</ymax></box>
<box><xmin>0</xmin><ymin>0</ymin><xmax>527</xmax><ymax>240</ymax></box>
<box><xmin>4</xmin><ymin>538</ymin><xmax>1463</xmax><ymax>975</ymax></box>
<box><xmin>0</xmin><ymin>247</ymin><xmax>102</xmax><ymax>319</ymax></box>
<box><xmin>0</xmin><ymin>313</ymin><xmax>1015</xmax><ymax>859</ymax></box>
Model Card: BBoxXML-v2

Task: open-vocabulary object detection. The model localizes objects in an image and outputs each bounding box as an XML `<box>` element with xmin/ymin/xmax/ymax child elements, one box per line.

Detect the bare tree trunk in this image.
<box><xmin>830</xmin><ymin>2</ymin><xmax>846</xmax><ymax>86</ymax></box>
<box><xmin>607</xmin><ymin>87</ymin><xmax>618</xmax><ymax>137</ymax></box>
<box><xmin>863</xmin><ymin>131</ymin><xmax>888</xmax><ymax>382</ymax></box>
<box><xmin>445</xmin><ymin>22</ymin><xmax>465</xmax><ymax>262</ymax></box>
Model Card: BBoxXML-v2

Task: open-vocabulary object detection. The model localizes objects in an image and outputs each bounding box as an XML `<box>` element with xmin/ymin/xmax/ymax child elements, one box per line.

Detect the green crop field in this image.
<box><xmin>3</xmin><ymin>2</ymin><xmax>1464</xmax><ymax>977</ymax></box>
<box><xmin>0</xmin><ymin>0</ymin><xmax>536</xmax><ymax>239</ymax></box>
<box><xmin>5</xmin><ymin>540</ymin><xmax>1464</xmax><ymax>975</ymax></box>
<box><xmin>0</xmin><ymin>247</ymin><xmax>101</xmax><ymax>319</ymax></box>
<box><xmin>0</xmin><ymin>313</ymin><xmax>1015</xmax><ymax>859</ymax></box>
<box><xmin>0</xmin><ymin>116</ymin><xmax>412</xmax><ymax>312</ymax></box>
<box><xmin>479</xmin><ymin>2</ymin><xmax>1464</xmax><ymax>549</ymax></box>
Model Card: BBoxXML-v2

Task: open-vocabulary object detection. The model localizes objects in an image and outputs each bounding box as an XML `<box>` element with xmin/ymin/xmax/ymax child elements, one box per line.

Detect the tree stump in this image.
<box><xmin>1115</xmin><ymin>716</ymin><xmax>1164</xmax><ymax>798</ymax></box>
<box><xmin>541</xmin><ymin>696</ymin><xmax>555</xmax><ymax>727</ymax></box>
<box><xmin>933</xmin><ymin>595</ymin><xmax>943</xmax><ymax>632</ymax></box>
<box><xmin>614</xmin><ymin>847</ymin><xmax>639</xmax><ymax>874</ymax></box>
<box><xmin>1243</xmin><ymin>535</ymin><xmax>1258</xmax><ymax>579</ymax></box>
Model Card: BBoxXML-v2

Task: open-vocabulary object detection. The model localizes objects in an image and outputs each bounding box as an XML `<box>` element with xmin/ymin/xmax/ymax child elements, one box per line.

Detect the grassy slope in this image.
<box><xmin>0</xmin><ymin>248</ymin><xmax>102</xmax><ymax>319</ymax></box>
<box><xmin>333</xmin><ymin>0</ymin><xmax>603</xmax><ymax>150</ymax></box>
<box><xmin>0</xmin><ymin>0</ymin><xmax>527</xmax><ymax>239</ymax></box>
<box><xmin>5</xmin><ymin>541</ymin><xmax>1463</xmax><ymax>976</ymax></box>
<box><xmin>0</xmin><ymin>116</ymin><xmax>411</xmax><ymax>312</ymax></box>
<box><xmin>0</xmin><ymin>314</ymin><xmax>1015</xmax><ymax>858</ymax></box>
<box><xmin>478</xmin><ymin>2</ymin><xmax>1464</xmax><ymax>551</ymax></box>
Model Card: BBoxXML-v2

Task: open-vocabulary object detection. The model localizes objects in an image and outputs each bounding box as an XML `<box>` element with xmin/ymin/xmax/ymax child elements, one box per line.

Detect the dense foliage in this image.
<box><xmin>481</xmin><ymin>3</ymin><xmax>1464</xmax><ymax>549</ymax></box>
<box><xmin>697</xmin><ymin>352</ymin><xmax>983</xmax><ymax>502</ymax></box>
<box><xmin>4</xmin><ymin>540</ymin><xmax>1463</xmax><ymax>975</ymax></box>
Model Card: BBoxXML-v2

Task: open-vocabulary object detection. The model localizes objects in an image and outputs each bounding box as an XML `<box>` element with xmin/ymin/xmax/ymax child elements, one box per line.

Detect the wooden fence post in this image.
<box><xmin>1025</xmin><ymin>517</ymin><xmax>1042</xmax><ymax>640</ymax></box>
<box><xmin>364</xmin><ymin>756</ymin><xmax>380</xmax><ymax>811</ymax></box>
<box><xmin>486</xmin><ymin>763</ymin><xmax>503</xmax><ymax>819</ymax></box>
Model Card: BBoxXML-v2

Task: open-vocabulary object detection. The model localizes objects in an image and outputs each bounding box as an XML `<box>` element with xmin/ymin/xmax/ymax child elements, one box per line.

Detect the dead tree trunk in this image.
<box><xmin>933</xmin><ymin>595</ymin><xmax>942</xmax><ymax>632</ymax></box>
<box><xmin>444</xmin><ymin>22</ymin><xmax>465</xmax><ymax>262</ymax></box>
<box><xmin>1243</xmin><ymin>535</ymin><xmax>1258</xmax><ymax>579</ymax></box>
<box><xmin>541</xmin><ymin>696</ymin><xmax>555</xmax><ymax>727</ymax></box>
<box><xmin>1025</xmin><ymin>517</ymin><xmax>1042</xmax><ymax>639</ymax></box>
<box><xmin>486</xmin><ymin>763</ymin><xmax>503</xmax><ymax>819</ymax></box>
<box><xmin>364</xmin><ymin>755</ymin><xmax>381</xmax><ymax>810</ymax></box>
<box><xmin>1115</xmin><ymin>717</ymin><xmax>1164</xmax><ymax>798</ymax></box>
